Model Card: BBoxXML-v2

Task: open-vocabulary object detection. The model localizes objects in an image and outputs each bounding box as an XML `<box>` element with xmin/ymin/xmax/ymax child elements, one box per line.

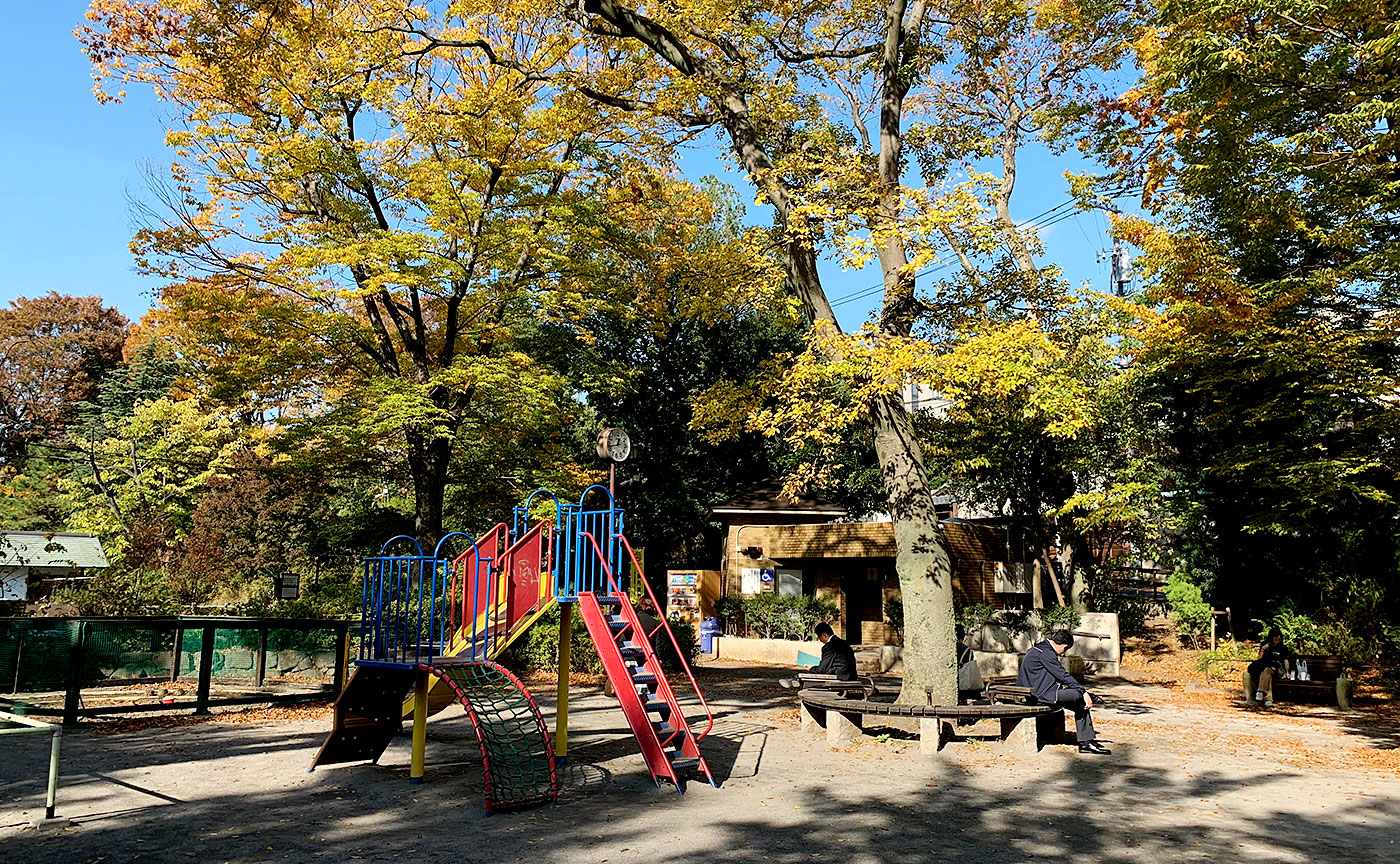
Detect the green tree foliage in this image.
<box><xmin>1101</xmin><ymin>0</ymin><xmax>1400</xmax><ymax>654</ymax></box>
<box><xmin>81</xmin><ymin>0</ymin><xmax>782</xmax><ymax>547</ymax></box>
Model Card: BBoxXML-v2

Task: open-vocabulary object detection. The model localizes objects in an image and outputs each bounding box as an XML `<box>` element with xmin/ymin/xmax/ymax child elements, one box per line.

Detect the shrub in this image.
<box><xmin>956</xmin><ymin>603</ymin><xmax>997</xmax><ymax>632</ymax></box>
<box><xmin>498</xmin><ymin>605</ymin><xmax>603</xmax><ymax>675</ymax></box>
<box><xmin>1037</xmin><ymin>605</ymin><xmax>1081</xmax><ymax>633</ymax></box>
<box><xmin>1094</xmin><ymin>592</ymin><xmax>1151</xmax><ymax>637</ymax></box>
<box><xmin>713</xmin><ymin>595</ymin><xmax>742</xmax><ymax>629</ymax></box>
<box><xmin>1165</xmin><ymin>570</ymin><xmax>1213</xmax><ymax>643</ymax></box>
<box><xmin>738</xmin><ymin>594</ymin><xmax>840</xmax><ymax>640</ymax></box>
<box><xmin>1196</xmin><ymin>639</ymin><xmax>1254</xmax><ymax>673</ymax></box>
<box><xmin>1253</xmin><ymin>607</ymin><xmax>1369</xmax><ymax>668</ymax></box>
<box><xmin>884</xmin><ymin>597</ymin><xmax>904</xmax><ymax>644</ymax></box>
<box><xmin>655</xmin><ymin>615</ymin><xmax>699</xmax><ymax>671</ymax></box>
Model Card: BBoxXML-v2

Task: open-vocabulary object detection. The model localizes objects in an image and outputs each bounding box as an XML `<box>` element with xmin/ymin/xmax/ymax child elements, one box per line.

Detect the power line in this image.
<box><xmin>823</xmin><ymin>187</ymin><xmax>1149</xmax><ymax>310</ymax></box>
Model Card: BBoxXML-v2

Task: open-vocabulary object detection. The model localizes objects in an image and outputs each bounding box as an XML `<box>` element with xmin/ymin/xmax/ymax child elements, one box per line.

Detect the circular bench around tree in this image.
<box><xmin>796</xmin><ymin>689</ymin><xmax>1064</xmax><ymax>755</ymax></box>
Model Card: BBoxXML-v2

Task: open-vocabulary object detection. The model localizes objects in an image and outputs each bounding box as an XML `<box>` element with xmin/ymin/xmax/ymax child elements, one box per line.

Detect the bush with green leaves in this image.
<box><xmin>1094</xmin><ymin>592</ymin><xmax>1152</xmax><ymax>637</ymax></box>
<box><xmin>1252</xmin><ymin>607</ymin><xmax>1369</xmax><ymax>668</ymax></box>
<box><xmin>738</xmin><ymin>594</ymin><xmax>841</xmax><ymax>640</ymax></box>
<box><xmin>884</xmin><ymin>597</ymin><xmax>904</xmax><ymax>643</ymax></box>
<box><xmin>1196</xmin><ymin>639</ymin><xmax>1254</xmax><ymax>673</ymax></box>
<box><xmin>956</xmin><ymin>603</ymin><xmax>998</xmax><ymax>632</ymax></box>
<box><xmin>1165</xmin><ymin>570</ymin><xmax>1213</xmax><ymax>644</ymax></box>
<box><xmin>1036</xmin><ymin>605</ymin><xmax>1081</xmax><ymax>633</ymax></box>
<box><xmin>713</xmin><ymin>594</ymin><xmax>742</xmax><ymax>629</ymax></box>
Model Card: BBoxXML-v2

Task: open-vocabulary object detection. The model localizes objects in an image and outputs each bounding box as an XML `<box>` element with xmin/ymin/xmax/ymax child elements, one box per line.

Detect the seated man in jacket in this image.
<box><xmin>1016</xmin><ymin>630</ymin><xmax>1110</xmax><ymax>755</ymax></box>
<box><xmin>811</xmin><ymin>622</ymin><xmax>858</xmax><ymax>680</ymax></box>
<box><xmin>779</xmin><ymin>621</ymin><xmax>858</xmax><ymax>688</ymax></box>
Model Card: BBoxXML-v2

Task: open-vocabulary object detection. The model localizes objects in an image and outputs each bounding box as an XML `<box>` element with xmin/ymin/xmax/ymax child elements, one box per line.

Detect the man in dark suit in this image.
<box><xmin>811</xmin><ymin>622</ymin><xmax>858</xmax><ymax>681</ymax></box>
<box><xmin>1016</xmin><ymin>629</ymin><xmax>1110</xmax><ymax>754</ymax></box>
<box><xmin>778</xmin><ymin>621</ymin><xmax>859</xmax><ymax>689</ymax></box>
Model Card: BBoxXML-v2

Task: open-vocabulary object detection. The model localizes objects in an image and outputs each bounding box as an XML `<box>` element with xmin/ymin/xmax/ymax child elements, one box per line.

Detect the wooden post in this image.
<box><xmin>333</xmin><ymin>622</ymin><xmax>350</xmax><ymax>694</ymax></box>
<box><xmin>1210</xmin><ymin>611</ymin><xmax>1217</xmax><ymax>652</ymax></box>
<box><xmin>61</xmin><ymin>622</ymin><xmax>86</xmax><ymax>727</ymax></box>
<box><xmin>171</xmin><ymin>626</ymin><xmax>183</xmax><ymax>682</ymax></box>
<box><xmin>194</xmin><ymin>625</ymin><xmax>216</xmax><ymax>715</ymax></box>
<box><xmin>255</xmin><ymin>625</ymin><xmax>268</xmax><ymax>688</ymax></box>
<box><xmin>554</xmin><ymin>606</ymin><xmax>572</xmax><ymax>764</ymax></box>
<box><xmin>410</xmin><ymin>667</ymin><xmax>429</xmax><ymax>784</ymax></box>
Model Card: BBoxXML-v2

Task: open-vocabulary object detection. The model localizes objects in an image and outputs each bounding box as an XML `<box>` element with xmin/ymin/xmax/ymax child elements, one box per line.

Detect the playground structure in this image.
<box><xmin>310</xmin><ymin>486</ymin><xmax>716</xmax><ymax>811</ymax></box>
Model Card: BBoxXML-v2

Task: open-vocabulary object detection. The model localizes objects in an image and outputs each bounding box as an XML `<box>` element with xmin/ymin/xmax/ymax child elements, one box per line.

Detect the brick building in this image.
<box><xmin>711</xmin><ymin>482</ymin><xmax>1026</xmax><ymax>646</ymax></box>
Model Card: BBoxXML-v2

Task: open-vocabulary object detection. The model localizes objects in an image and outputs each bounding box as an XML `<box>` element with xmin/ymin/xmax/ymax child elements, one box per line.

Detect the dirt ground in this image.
<box><xmin>2</xmin><ymin>658</ymin><xmax>1398</xmax><ymax>864</ymax></box>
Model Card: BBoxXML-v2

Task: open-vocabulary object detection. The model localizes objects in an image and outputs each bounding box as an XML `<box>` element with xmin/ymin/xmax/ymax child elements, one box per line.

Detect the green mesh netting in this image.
<box><xmin>428</xmin><ymin>660</ymin><xmax>557</xmax><ymax>811</ymax></box>
<box><xmin>0</xmin><ymin>619</ymin><xmax>343</xmax><ymax>696</ymax></box>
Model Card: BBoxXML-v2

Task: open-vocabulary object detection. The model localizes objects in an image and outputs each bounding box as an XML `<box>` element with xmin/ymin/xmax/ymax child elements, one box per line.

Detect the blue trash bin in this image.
<box><xmin>699</xmin><ymin>617</ymin><xmax>722</xmax><ymax>655</ymax></box>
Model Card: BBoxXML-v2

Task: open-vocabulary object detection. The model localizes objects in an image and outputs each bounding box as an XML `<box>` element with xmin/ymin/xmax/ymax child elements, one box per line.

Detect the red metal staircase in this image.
<box><xmin>575</xmin><ymin>533</ymin><xmax>716</xmax><ymax>791</ymax></box>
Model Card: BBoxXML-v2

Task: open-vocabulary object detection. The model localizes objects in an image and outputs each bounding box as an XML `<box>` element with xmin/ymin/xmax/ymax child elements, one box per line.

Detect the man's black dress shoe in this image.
<box><xmin>1078</xmin><ymin>741</ymin><xmax>1112</xmax><ymax>755</ymax></box>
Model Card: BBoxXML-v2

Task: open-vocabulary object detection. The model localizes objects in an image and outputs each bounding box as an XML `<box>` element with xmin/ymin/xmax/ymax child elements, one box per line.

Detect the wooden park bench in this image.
<box><xmin>797</xmin><ymin>688</ymin><xmax>1065</xmax><ymax>755</ymax></box>
<box><xmin>792</xmin><ymin>672</ymin><xmax>878</xmax><ymax>699</ymax></box>
<box><xmin>1244</xmin><ymin>655</ymin><xmax>1354</xmax><ymax>709</ymax></box>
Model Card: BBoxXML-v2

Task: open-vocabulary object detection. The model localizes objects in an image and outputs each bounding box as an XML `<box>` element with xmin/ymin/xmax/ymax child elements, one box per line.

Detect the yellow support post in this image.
<box><xmin>555</xmin><ymin>606</ymin><xmax>572</xmax><ymax>764</ymax></box>
<box><xmin>410</xmin><ymin>667</ymin><xmax>429</xmax><ymax>785</ymax></box>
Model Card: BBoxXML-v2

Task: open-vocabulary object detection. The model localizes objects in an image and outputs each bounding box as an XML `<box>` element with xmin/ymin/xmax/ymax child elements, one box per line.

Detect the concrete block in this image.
<box><xmin>1001</xmin><ymin>715</ymin><xmax>1037</xmax><ymax>756</ymax></box>
<box><xmin>800</xmin><ymin>700</ymin><xmax>826</xmax><ymax>733</ymax></box>
<box><xmin>826</xmin><ymin>710</ymin><xmax>862</xmax><ymax>745</ymax></box>
<box><xmin>919</xmin><ymin>718</ymin><xmax>942</xmax><ymax>755</ymax></box>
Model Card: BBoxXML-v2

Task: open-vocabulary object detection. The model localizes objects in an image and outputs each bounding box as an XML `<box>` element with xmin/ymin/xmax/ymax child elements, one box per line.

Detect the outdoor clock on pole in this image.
<box><xmin>596</xmin><ymin>427</ymin><xmax>631</xmax><ymax>463</ymax></box>
<box><xmin>597</xmin><ymin>427</ymin><xmax>631</xmax><ymax>500</ymax></box>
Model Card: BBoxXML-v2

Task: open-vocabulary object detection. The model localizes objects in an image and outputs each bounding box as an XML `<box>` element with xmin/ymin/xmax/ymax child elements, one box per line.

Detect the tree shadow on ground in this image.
<box><xmin>6</xmin><ymin>725</ymin><xmax>1397</xmax><ymax>864</ymax></box>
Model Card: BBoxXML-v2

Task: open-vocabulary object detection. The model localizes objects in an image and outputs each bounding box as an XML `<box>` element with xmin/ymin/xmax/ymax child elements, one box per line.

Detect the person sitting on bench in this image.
<box><xmin>1247</xmin><ymin>628</ymin><xmax>1293</xmax><ymax>709</ymax></box>
<box><xmin>956</xmin><ymin>624</ymin><xmax>984</xmax><ymax>702</ymax></box>
<box><xmin>780</xmin><ymin>621</ymin><xmax>857</xmax><ymax>688</ymax></box>
<box><xmin>1016</xmin><ymin>629</ymin><xmax>1110</xmax><ymax>755</ymax></box>
<box><xmin>811</xmin><ymin>621</ymin><xmax>857</xmax><ymax>680</ymax></box>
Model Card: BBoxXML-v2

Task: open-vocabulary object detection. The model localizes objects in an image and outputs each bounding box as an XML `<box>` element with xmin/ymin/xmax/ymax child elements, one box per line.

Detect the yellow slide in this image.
<box><xmin>401</xmin><ymin>596</ymin><xmax>557</xmax><ymax>719</ymax></box>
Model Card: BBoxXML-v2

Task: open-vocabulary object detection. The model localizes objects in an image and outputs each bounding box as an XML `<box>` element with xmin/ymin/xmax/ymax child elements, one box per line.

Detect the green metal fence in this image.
<box><xmin>0</xmin><ymin>617</ymin><xmax>350</xmax><ymax>724</ymax></box>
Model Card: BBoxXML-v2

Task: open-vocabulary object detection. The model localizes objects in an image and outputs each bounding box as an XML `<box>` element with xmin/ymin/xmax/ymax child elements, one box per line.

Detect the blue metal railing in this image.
<box><xmin>357</xmin><ymin>487</ymin><xmax>629</xmax><ymax>667</ymax></box>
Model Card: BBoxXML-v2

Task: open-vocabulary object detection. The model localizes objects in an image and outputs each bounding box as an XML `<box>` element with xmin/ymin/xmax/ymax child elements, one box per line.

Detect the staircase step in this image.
<box><xmin>631</xmin><ymin>672</ymin><xmax>657</xmax><ymax>687</ymax></box>
<box><xmin>642</xmin><ymin>698</ymin><xmax>671</xmax><ymax>716</ymax></box>
<box><xmin>597</xmin><ymin>596</ymin><xmax>622</xmax><ymax>606</ymax></box>
<box><xmin>667</xmin><ymin>754</ymin><xmax>699</xmax><ymax>772</ymax></box>
<box><xmin>607</xmin><ymin>620</ymin><xmax>629</xmax><ymax>633</ymax></box>
<box><xmin>619</xmin><ymin>646</ymin><xmax>644</xmax><ymax>659</ymax></box>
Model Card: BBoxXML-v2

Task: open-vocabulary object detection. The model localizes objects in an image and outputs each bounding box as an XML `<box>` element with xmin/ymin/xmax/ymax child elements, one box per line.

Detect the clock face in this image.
<box><xmin>607</xmin><ymin>428</ymin><xmax>631</xmax><ymax>462</ymax></box>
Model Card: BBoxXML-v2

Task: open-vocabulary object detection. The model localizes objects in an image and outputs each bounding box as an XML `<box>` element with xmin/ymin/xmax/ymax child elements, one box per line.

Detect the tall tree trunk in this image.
<box><xmin>406</xmin><ymin>429</ymin><xmax>451</xmax><ymax>550</ymax></box>
<box><xmin>869</xmin><ymin>393</ymin><xmax>956</xmax><ymax>704</ymax></box>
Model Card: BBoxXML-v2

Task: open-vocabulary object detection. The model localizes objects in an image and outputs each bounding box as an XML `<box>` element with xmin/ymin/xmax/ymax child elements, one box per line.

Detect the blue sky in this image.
<box><xmin>0</xmin><ymin>4</ymin><xmax>1123</xmax><ymax>330</ymax></box>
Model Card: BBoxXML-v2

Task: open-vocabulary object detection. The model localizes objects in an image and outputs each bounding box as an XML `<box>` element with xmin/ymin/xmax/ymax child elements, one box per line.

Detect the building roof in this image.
<box><xmin>0</xmin><ymin>532</ymin><xmax>110</xmax><ymax>570</ymax></box>
<box><xmin>710</xmin><ymin>479</ymin><xmax>848</xmax><ymax>517</ymax></box>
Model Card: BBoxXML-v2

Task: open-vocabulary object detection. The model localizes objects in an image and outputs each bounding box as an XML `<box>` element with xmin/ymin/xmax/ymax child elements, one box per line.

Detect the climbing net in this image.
<box><xmin>428</xmin><ymin>660</ymin><xmax>558</xmax><ymax>811</ymax></box>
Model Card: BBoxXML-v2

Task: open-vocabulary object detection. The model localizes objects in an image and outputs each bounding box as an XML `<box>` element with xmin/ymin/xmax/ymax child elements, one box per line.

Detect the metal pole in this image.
<box><xmin>171</xmin><ymin>626</ymin><xmax>183</xmax><ymax>682</ymax></box>
<box><xmin>333</xmin><ymin>622</ymin><xmax>349</xmax><ymax>693</ymax></box>
<box><xmin>409</xmin><ymin>667</ymin><xmax>429</xmax><ymax>784</ymax></box>
<box><xmin>11</xmin><ymin>631</ymin><xmax>22</xmax><ymax>694</ymax></box>
<box><xmin>554</xmin><ymin>606</ymin><xmax>572</xmax><ymax>766</ymax></box>
<box><xmin>45</xmin><ymin>724</ymin><xmax>61</xmax><ymax>819</ymax></box>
